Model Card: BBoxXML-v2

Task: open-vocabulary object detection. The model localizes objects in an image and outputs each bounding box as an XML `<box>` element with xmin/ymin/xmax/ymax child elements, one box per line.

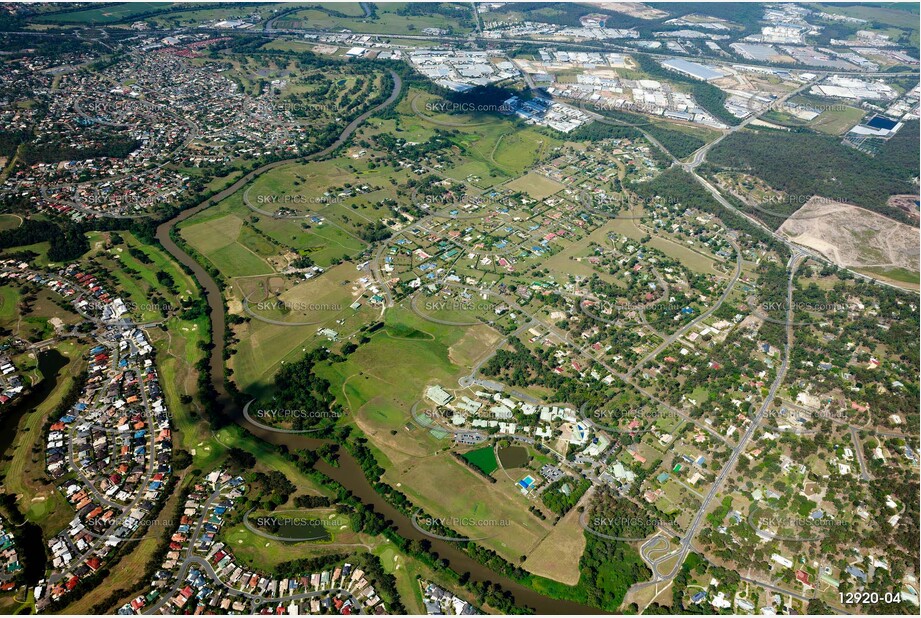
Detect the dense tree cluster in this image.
<box><xmin>269</xmin><ymin>349</ymin><xmax>339</xmax><ymax>431</ymax></box>
<box><xmin>358</xmin><ymin>220</ymin><xmax>393</xmax><ymax>243</ymax></box>
<box><xmin>541</xmin><ymin>476</ymin><xmax>591</xmax><ymax>516</ymax></box>
<box><xmin>293</xmin><ymin>494</ymin><xmax>332</xmax><ymax>508</ymax></box>
<box><xmin>578</xmin><ymin>490</ymin><xmax>654</xmax><ymax>610</ymax></box>
<box><xmin>0</xmin><ymin>218</ymin><xmax>89</xmax><ymax>262</ymax></box>
<box><xmin>707</xmin><ymin>122</ymin><xmax>919</xmax><ymax>223</ymax></box>
<box><xmin>20</xmin><ymin>136</ymin><xmax>141</xmax><ymax>164</ymax></box>
<box><xmin>481</xmin><ymin>336</ymin><xmax>554</xmax><ymax>387</ymax></box>
<box><xmin>0</xmin><ymin>129</ymin><xmax>29</xmax><ymax>157</ymax></box>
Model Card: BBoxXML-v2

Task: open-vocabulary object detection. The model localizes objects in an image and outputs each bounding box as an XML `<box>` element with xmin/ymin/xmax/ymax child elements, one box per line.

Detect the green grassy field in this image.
<box><xmin>40</xmin><ymin>2</ymin><xmax>294</xmax><ymax>27</ymax></box>
<box><xmin>372</xmin><ymin>543</ymin><xmax>426</xmax><ymax>614</ymax></box>
<box><xmin>0</xmin><ymin>285</ymin><xmax>81</xmax><ymax>342</ymax></box>
<box><xmin>808</xmin><ymin>105</ymin><xmax>867</xmax><ymax>135</ymax></box>
<box><xmin>0</xmin><ymin>240</ymin><xmax>53</xmax><ymax>267</ymax></box>
<box><xmin>388</xmin><ymin>89</ymin><xmax>563</xmax><ymax>185</ymax></box>
<box><xmin>222</xmin><ymin>507</ymin><xmax>360</xmax><ymax>570</ymax></box>
<box><xmin>764</xmin><ymin>96</ymin><xmax>866</xmax><ymax>136</ymax></box>
<box><xmin>40</xmin><ymin>2</ymin><xmax>169</xmax><ymax>23</ymax></box>
<box><xmin>0</xmin><ymin>285</ymin><xmax>19</xmax><ymax>329</ymax></box>
<box><xmin>813</xmin><ymin>3</ymin><xmax>919</xmax><ymax>45</ymax></box>
<box><xmin>229</xmin><ymin>266</ymin><xmax>378</xmax><ymax>398</ymax></box>
<box><xmin>147</xmin><ymin>3</ymin><xmax>291</xmax><ymax>27</ymax></box>
<box><xmin>278</xmin><ymin>2</ymin><xmax>475</xmax><ymax>35</ymax></box>
<box><xmin>182</xmin><ymin>213</ymin><xmax>243</xmax><ymax>255</ymax></box>
<box><xmin>150</xmin><ymin>310</ymin><xmax>215</xmax><ymax>467</ymax></box>
<box><xmin>1</xmin><ymin>341</ymin><xmax>82</xmax><ymax>537</ymax></box>
<box><xmin>0</xmin><ymin>213</ymin><xmax>22</xmax><ymax>231</ymax></box>
<box><xmin>414</xmin><ymin>296</ymin><xmax>500</xmax><ymax>325</ymax></box>
<box><xmin>261</xmin><ymin>39</ymin><xmax>326</xmax><ymax>53</ymax></box>
<box><xmin>394</xmin><ymin>452</ymin><xmax>551</xmax><ymax>560</ymax></box>
<box><xmin>180</xmin><ymin>213</ymin><xmax>275</xmax><ymax>276</ymax></box>
<box><xmin>461</xmin><ymin>445</ymin><xmax>499</xmax><ymax>474</ymax></box>
<box><xmin>315</xmin><ymin>306</ymin><xmax>466</xmax><ymax>428</ymax></box>
<box><xmin>858</xmin><ymin>266</ymin><xmax>920</xmax><ymax>286</ymax></box>
<box><xmin>310</xmin><ymin>305</ymin><xmax>549</xmax><ymax>560</ymax></box>
<box><xmin>182</xmin><ymin>163</ymin><xmax>378</xmax><ymax>270</ymax></box>
<box><xmin>266</xmin><ymin>217</ymin><xmax>365</xmax><ymax>267</ymax></box>
<box><xmin>310</xmin><ymin>305</ymin><xmax>497</xmax><ymax>465</ymax></box>
<box><xmin>208</xmin><ymin>241</ymin><xmax>273</xmax><ymax>277</ymax></box>
<box><xmin>506</xmin><ymin>171</ymin><xmax>565</xmax><ymax>199</ymax></box>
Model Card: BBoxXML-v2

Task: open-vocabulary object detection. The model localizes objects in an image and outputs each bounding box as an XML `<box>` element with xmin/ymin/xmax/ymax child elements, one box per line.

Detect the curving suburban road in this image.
<box><xmin>635</xmin><ymin>251</ymin><xmax>804</xmax><ymax>592</ymax></box>
<box><xmin>626</xmin><ymin>236</ymin><xmax>743</xmax><ymax>378</ymax></box>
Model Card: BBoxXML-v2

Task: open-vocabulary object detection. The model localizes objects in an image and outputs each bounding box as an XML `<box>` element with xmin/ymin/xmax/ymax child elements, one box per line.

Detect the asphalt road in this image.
<box><xmin>626</xmin><ymin>236</ymin><xmax>743</xmax><ymax>378</ymax></box>
<box><xmin>637</xmin><ymin>251</ymin><xmax>804</xmax><ymax>590</ymax></box>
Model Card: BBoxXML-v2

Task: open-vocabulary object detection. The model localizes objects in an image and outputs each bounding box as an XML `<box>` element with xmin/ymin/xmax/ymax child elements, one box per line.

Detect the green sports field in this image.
<box><xmin>461</xmin><ymin>446</ymin><xmax>499</xmax><ymax>475</ymax></box>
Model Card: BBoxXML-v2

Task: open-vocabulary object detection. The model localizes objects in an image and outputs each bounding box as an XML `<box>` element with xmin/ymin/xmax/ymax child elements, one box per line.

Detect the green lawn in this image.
<box><xmin>277</xmin><ymin>2</ymin><xmax>475</xmax><ymax>35</ymax></box>
<box><xmin>1</xmin><ymin>341</ymin><xmax>83</xmax><ymax>538</ymax></box>
<box><xmin>0</xmin><ymin>213</ymin><xmax>22</xmax><ymax>232</ymax></box>
<box><xmin>858</xmin><ymin>266</ymin><xmax>920</xmax><ymax>285</ymax></box>
<box><xmin>314</xmin><ymin>306</ymin><xmax>468</xmax><ymax>432</ymax></box>
<box><xmin>808</xmin><ymin>105</ymin><xmax>866</xmax><ymax>135</ymax></box>
<box><xmin>40</xmin><ymin>2</ymin><xmax>169</xmax><ymax>23</ymax></box>
<box><xmin>0</xmin><ymin>285</ymin><xmax>20</xmax><ymax>328</ymax></box>
<box><xmin>192</xmin><ymin>233</ymin><xmax>274</xmax><ymax>277</ymax></box>
<box><xmin>461</xmin><ymin>446</ymin><xmax>499</xmax><ymax>475</ymax></box>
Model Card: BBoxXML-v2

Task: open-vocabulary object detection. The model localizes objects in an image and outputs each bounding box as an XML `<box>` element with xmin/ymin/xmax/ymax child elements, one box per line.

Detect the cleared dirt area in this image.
<box><xmin>588</xmin><ymin>2</ymin><xmax>668</xmax><ymax>19</ymax></box>
<box><xmin>888</xmin><ymin>194</ymin><xmax>920</xmax><ymax>222</ymax></box>
<box><xmin>447</xmin><ymin>324</ymin><xmax>504</xmax><ymax>367</ymax></box>
<box><xmin>779</xmin><ymin>197</ymin><xmax>920</xmax><ymax>275</ymax></box>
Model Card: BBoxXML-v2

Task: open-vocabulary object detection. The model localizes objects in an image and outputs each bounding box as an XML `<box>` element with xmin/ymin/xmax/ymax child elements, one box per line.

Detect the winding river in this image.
<box><xmin>154</xmin><ymin>72</ymin><xmax>598</xmax><ymax>613</ymax></box>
